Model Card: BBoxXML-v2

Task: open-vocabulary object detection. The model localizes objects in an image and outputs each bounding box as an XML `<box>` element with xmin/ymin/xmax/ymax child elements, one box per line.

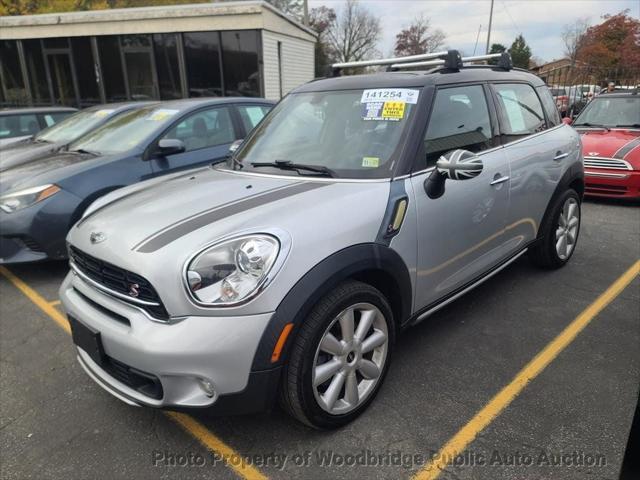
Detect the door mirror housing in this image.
<box><xmin>228</xmin><ymin>139</ymin><xmax>243</xmax><ymax>155</ymax></box>
<box><xmin>156</xmin><ymin>138</ymin><xmax>185</xmax><ymax>156</ymax></box>
<box><xmin>435</xmin><ymin>149</ymin><xmax>484</xmax><ymax>180</ymax></box>
<box><xmin>562</xmin><ymin>117</ymin><xmax>573</xmax><ymax>125</ymax></box>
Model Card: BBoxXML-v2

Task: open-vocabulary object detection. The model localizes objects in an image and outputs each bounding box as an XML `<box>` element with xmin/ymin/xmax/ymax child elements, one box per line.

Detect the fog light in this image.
<box><xmin>198</xmin><ymin>378</ymin><xmax>216</xmax><ymax>398</ymax></box>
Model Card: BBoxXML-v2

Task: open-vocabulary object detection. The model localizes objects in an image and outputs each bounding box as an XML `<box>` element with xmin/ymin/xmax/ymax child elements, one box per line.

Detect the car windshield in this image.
<box><xmin>35</xmin><ymin>108</ymin><xmax>117</xmax><ymax>144</ymax></box>
<box><xmin>550</xmin><ymin>88</ymin><xmax>566</xmax><ymax>96</ymax></box>
<box><xmin>224</xmin><ymin>88</ymin><xmax>419</xmax><ymax>179</ymax></box>
<box><xmin>574</xmin><ymin>96</ymin><xmax>640</xmax><ymax>127</ymax></box>
<box><xmin>68</xmin><ymin>106</ymin><xmax>178</xmax><ymax>155</ymax></box>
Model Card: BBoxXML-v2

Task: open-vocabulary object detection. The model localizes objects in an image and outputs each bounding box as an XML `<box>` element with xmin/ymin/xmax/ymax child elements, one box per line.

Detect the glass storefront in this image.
<box><xmin>0</xmin><ymin>29</ymin><xmax>263</xmax><ymax>108</ymax></box>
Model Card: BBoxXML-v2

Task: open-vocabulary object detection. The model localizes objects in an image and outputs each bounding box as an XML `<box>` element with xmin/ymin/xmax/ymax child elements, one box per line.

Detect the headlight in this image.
<box><xmin>0</xmin><ymin>184</ymin><xmax>60</xmax><ymax>213</ymax></box>
<box><xmin>185</xmin><ymin>234</ymin><xmax>280</xmax><ymax>306</ymax></box>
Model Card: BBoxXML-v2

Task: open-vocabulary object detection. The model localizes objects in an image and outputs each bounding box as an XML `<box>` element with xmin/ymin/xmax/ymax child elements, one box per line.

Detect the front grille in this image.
<box><xmin>70</xmin><ymin>246</ymin><xmax>168</xmax><ymax>320</ymax></box>
<box><xmin>102</xmin><ymin>356</ymin><xmax>163</xmax><ymax>400</ymax></box>
<box><xmin>584</xmin><ymin>157</ymin><xmax>632</xmax><ymax>170</ymax></box>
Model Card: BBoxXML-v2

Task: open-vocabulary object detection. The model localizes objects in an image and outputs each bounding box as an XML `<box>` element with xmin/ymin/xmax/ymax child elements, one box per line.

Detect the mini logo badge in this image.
<box><xmin>90</xmin><ymin>232</ymin><xmax>106</xmax><ymax>244</ymax></box>
<box><xmin>128</xmin><ymin>283</ymin><xmax>140</xmax><ymax>298</ymax></box>
<box><xmin>588</xmin><ymin>152</ymin><xmax>600</xmax><ymax>156</ymax></box>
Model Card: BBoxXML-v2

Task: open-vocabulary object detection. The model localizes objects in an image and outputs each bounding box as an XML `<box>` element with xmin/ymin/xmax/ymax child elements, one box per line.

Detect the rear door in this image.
<box><xmin>411</xmin><ymin>83</ymin><xmax>511</xmax><ymax>310</ymax></box>
<box><xmin>491</xmin><ymin>82</ymin><xmax>575</xmax><ymax>251</ymax></box>
<box><xmin>148</xmin><ymin>105</ymin><xmax>238</xmax><ymax>175</ymax></box>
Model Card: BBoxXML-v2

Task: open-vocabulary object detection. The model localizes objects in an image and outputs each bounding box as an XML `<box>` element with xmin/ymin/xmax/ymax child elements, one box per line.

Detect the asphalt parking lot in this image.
<box><xmin>1</xmin><ymin>198</ymin><xmax>638</xmax><ymax>480</ymax></box>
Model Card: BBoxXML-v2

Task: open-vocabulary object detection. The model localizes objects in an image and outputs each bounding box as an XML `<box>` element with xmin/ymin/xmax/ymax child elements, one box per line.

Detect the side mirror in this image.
<box><xmin>156</xmin><ymin>138</ymin><xmax>185</xmax><ymax>156</ymax></box>
<box><xmin>228</xmin><ymin>139</ymin><xmax>243</xmax><ymax>155</ymax></box>
<box><xmin>562</xmin><ymin>117</ymin><xmax>573</xmax><ymax>125</ymax></box>
<box><xmin>424</xmin><ymin>150</ymin><xmax>483</xmax><ymax>199</ymax></box>
<box><xmin>435</xmin><ymin>150</ymin><xmax>483</xmax><ymax>180</ymax></box>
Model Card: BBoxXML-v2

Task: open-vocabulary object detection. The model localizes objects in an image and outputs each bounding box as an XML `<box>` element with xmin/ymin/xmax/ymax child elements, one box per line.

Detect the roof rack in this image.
<box><xmin>330</xmin><ymin>50</ymin><xmax>512</xmax><ymax>76</ymax></box>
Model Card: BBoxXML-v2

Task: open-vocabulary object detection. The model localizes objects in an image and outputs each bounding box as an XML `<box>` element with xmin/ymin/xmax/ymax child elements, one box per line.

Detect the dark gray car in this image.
<box><xmin>0</xmin><ymin>103</ymin><xmax>155</xmax><ymax>172</ymax></box>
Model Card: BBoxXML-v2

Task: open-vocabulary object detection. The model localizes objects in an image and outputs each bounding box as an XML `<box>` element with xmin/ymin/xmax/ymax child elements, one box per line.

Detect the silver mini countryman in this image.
<box><xmin>60</xmin><ymin>51</ymin><xmax>584</xmax><ymax>429</ymax></box>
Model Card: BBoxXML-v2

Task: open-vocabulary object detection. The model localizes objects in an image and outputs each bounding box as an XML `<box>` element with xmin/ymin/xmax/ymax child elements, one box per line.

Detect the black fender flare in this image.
<box><xmin>536</xmin><ymin>164</ymin><xmax>584</xmax><ymax>242</ymax></box>
<box><xmin>250</xmin><ymin>243</ymin><xmax>412</xmax><ymax>371</ymax></box>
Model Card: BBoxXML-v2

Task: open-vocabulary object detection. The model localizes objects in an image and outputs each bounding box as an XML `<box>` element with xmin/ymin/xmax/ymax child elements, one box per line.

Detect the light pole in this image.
<box><xmin>485</xmin><ymin>0</ymin><xmax>495</xmax><ymax>54</ymax></box>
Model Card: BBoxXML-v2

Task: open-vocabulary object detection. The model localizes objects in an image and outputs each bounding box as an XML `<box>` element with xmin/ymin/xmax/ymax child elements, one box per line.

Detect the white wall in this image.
<box><xmin>262</xmin><ymin>30</ymin><xmax>315</xmax><ymax>100</ymax></box>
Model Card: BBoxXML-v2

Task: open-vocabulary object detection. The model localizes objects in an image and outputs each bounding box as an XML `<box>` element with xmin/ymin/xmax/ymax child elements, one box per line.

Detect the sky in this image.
<box><xmin>308</xmin><ymin>0</ymin><xmax>640</xmax><ymax>63</ymax></box>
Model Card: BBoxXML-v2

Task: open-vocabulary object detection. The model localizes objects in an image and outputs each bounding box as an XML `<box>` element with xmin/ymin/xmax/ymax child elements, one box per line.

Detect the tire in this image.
<box><xmin>279</xmin><ymin>281</ymin><xmax>395</xmax><ymax>429</ymax></box>
<box><xmin>529</xmin><ymin>189</ymin><xmax>581</xmax><ymax>269</ymax></box>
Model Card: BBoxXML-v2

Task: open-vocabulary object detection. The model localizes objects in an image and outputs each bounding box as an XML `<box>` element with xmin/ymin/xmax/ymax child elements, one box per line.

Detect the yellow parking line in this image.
<box><xmin>0</xmin><ymin>265</ymin><xmax>268</xmax><ymax>480</ymax></box>
<box><xmin>413</xmin><ymin>259</ymin><xmax>640</xmax><ymax>480</ymax></box>
<box><xmin>49</xmin><ymin>299</ymin><xmax>61</xmax><ymax>307</ymax></box>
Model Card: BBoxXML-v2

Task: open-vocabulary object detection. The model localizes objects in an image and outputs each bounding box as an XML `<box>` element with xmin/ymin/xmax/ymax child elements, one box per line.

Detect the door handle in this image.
<box><xmin>554</xmin><ymin>152</ymin><xmax>569</xmax><ymax>161</ymax></box>
<box><xmin>490</xmin><ymin>175</ymin><xmax>510</xmax><ymax>186</ymax></box>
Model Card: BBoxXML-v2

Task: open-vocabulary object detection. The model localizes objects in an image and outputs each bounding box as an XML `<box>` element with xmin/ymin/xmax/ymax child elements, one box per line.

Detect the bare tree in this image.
<box><xmin>325</xmin><ymin>0</ymin><xmax>381</xmax><ymax>63</ymax></box>
<box><xmin>267</xmin><ymin>0</ymin><xmax>304</xmax><ymax>22</ymax></box>
<box><xmin>562</xmin><ymin>17</ymin><xmax>590</xmax><ymax>66</ymax></box>
<box><xmin>309</xmin><ymin>6</ymin><xmax>337</xmax><ymax>75</ymax></box>
<box><xmin>394</xmin><ymin>14</ymin><xmax>446</xmax><ymax>57</ymax></box>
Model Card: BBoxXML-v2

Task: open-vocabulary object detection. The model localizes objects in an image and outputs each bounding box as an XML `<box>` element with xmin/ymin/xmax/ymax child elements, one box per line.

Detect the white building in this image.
<box><xmin>0</xmin><ymin>1</ymin><xmax>316</xmax><ymax>107</ymax></box>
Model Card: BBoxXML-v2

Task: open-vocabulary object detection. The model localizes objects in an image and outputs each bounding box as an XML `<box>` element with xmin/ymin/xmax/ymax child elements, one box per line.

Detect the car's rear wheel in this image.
<box><xmin>280</xmin><ymin>281</ymin><xmax>394</xmax><ymax>429</ymax></box>
<box><xmin>530</xmin><ymin>189</ymin><xmax>581</xmax><ymax>269</ymax></box>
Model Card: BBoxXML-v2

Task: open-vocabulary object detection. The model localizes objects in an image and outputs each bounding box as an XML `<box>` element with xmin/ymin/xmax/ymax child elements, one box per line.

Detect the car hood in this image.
<box><xmin>68</xmin><ymin>167</ymin><xmax>391</xmax><ymax>316</ymax></box>
<box><xmin>0</xmin><ymin>150</ymin><xmax>106</xmax><ymax>195</ymax></box>
<box><xmin>577</xmin><ymin>128</ymin><xmax>640</xmax><ymax>164</ymax></box>
<box><xmin>0</xmin><ymin>139</ymin><xmax>64</xmax><ymax>172</ymax></box>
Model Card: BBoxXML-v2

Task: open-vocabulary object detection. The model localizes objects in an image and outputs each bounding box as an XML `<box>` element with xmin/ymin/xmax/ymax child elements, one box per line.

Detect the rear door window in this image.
<box><xmin>422</xmin><ymin>84</ymin><xmax>494</xmax><ymax>168</ymax></box>
<box><xmin>237</xmin><ymin>104</ymin><xmax>271</xmax><ymax>133</ymax></box>
<box><xmin>0</xmin><ymin>114</ymin><xmax>40</xmax><ymax>139</ymax></box>
<box><xmin>493</xmin><ymin>83</ymin><xmax>547</xmax><ymax>140</ymax></box>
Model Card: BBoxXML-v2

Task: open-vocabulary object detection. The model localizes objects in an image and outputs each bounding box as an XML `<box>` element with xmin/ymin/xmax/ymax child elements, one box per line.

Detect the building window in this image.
<box><xmin>0</xmin><ymin>40</ymin><xmax>28</xmax><ymax>106</ymax></box>
<box><xmin>70</xmin><ymin>37</ymin><xmax>100</xmax><ymax>107</ymax></box>
<box><xmin>183</xmin><ymin>31</ymin><xmax>223</xmax><ymax>98</ymax></box>
<box><xmin>221</xmin><ymin>30</ymin><xmax>260</xmax><ymax>97</ymax></box>
<box><xmin>153</xmin><ymin>33</ymin><xmax>182</xmax><ymax>100</ymax></box>
<box><xmin>22</xmin><ymin>40</ymin><xmax>50</xmax><ymax>105</ymax></box>
<box><xmin>97</xmin><ymin>36</ymin><xmax>127</xmax><ymax>102</ymax></box>
<box><xmin>121</xmin><ymin>34</ymin><xmax>157</xmax><ymax>100</ymax></box>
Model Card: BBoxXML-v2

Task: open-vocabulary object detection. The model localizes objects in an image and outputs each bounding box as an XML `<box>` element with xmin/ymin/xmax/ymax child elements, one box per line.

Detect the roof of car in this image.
<box><xmin>596</xmin><ymin>91</ymin><xmax>639</xmax><ymax>98</ymax></box>
<box><xmin>294</xmin><ymin>66</ymin><xmax>546</xmax><ymax>93</ymax></box>
<box><xmin>152</xmin><ymin>97</ymin><xmax>276</xmax><ymax>111</ymax></box>
<box><xmin>0</xmin><ymin>106</ymin><xmax>78</xmax><ymax>115</ymax></box>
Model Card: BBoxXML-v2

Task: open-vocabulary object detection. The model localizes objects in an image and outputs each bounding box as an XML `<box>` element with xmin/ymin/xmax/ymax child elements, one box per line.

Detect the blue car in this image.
<box><xmin>0</xmin><ymin>98</ymin><xmax>274</xmax><ymax>264</ymax></box>
<box><xmin>0</xmin><ymin>102</ymin><xmax>155</xmax><ymax>172</ymax></box>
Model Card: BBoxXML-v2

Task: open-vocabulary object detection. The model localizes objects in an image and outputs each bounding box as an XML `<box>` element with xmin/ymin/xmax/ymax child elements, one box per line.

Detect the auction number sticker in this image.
<box><xmin>361</xmin><ymin>88</ymin><xmax>419</xmax><ymax>104</ymax></box>
<box><xmin>148</xmin><ymin>109</ymin><xmax>179</xmax><ymax>121</ymax></box>
<box><xmin>362</xmin><ymin>100</ymin><xmax>406</xmax><ymax>121</ymax></box>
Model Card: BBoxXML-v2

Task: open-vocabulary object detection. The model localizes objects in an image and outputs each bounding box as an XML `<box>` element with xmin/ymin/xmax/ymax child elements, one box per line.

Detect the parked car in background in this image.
<box><xmin>570</xmin><ymin>91</ymin><xmax>639</xmax><ymax>198</ymax></box>
<box><xmin>549</xmin><ymin>86</ymin><xmax>569</xmax><ymax>117</ymax></box>
<box><xmin>0</xmin><ymin>98</ymin><xmax>274</xmax><ymax>264</ymax></box>
<box><xmin>0</xmin><ymin>107</ymin><xmax>76</xmax><ymax>147</ymax></box>
<box><xmin>0</xmin><ymin>102</ymin><xmax>154</xmax><ymax>172</ymax></box>
<box><xmin>59</xmin><ymin>52</ymin><xmax>584</xmax><ymax>429</ymax></box>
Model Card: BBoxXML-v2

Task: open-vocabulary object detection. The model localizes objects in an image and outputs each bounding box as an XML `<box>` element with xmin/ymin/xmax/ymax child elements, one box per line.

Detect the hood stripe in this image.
<box><xmin>613</xmin><ymin>137</ymin><xmax>640</xmax><ymax>160</ymax></box>
<box><xmin>136</xmin><ymin>181</ymin><xmax>329</xmax><ymax>253</ymax></box>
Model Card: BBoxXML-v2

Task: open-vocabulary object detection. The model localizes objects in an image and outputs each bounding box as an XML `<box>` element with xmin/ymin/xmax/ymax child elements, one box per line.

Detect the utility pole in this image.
<box><xmin>303</xmin><ymin>0</ymin><xmax>309</xmax><ymax>26</ymax></box>
<box><xmin>485</xmin><ymin>0</ymin><xmax>495</xmax><ymax>54</ymax></box>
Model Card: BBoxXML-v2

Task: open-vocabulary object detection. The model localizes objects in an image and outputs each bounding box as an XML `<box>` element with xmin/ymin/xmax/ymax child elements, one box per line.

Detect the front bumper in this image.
<box><xmin>60</xmin><ymin>270</ymin><xmax>279</xmax><ymax>412</ymax></box>
<box><xmin>584</xmin><ymin>168</ymin><xmax>640</xmax><ymax>199</ymax></box>
<box><xmin>0</xmin><ymin>190</ymin><xmax>81</xmax><ymax>264</ymax></box>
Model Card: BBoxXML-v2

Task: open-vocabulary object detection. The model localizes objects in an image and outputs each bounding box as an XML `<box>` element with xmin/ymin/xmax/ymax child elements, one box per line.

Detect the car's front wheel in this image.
<box><xmin>280</xmin><ymin>281</ymin><xmax>394</xmax><ymax>429</ymax></box>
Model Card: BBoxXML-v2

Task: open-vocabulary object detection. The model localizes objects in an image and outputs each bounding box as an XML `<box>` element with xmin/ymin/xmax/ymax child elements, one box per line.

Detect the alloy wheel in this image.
<box><xmin>555</xmin><ymin>197</ymin><xmax>580</xmax><ymax>260</ymax></box>
<box><xmin>312</xmin><ymin>302</ymin><xmax>389</xmax><ymax>415</ymax></box>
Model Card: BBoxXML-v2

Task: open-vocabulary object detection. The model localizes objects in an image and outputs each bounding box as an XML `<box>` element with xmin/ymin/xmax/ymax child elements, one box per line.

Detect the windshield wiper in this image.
<box><xmin>71</xmin><ymin>148</ymin><xmax>101</xmax><ymax>156</ymax></box>
<box><xmin>573</xmin><ymin>122</ymin><xmax>610</xmax><ymax>130</ymax></box>
<box><xmin>251</xmin><ymin>160</ymin><xmax>336</xmax><ymax>178</ymax></box>
<box><xmin>614</xmin><ymin>123</ymin><xmax>640</xmax><ymax>128</ymax></box>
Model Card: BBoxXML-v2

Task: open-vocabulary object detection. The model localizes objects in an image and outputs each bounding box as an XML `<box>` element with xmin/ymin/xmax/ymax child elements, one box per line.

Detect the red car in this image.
<box><xmin>569</xmin><ymin>92</ymin><xmax>640</xmax><ymax>199</ymax></box>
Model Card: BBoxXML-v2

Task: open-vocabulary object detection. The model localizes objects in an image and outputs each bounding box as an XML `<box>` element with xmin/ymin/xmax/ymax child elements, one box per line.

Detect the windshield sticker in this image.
<box><xmin>361</xmin><ymin>88</ymin><xmax>419</xmax><ymax>104</ymax></box>
<box><xmin>362</xmin><ymin>100</ymin><xmax>406</xmax><ymax>121</ymax></box>
<box><xmin>93</xmin><ymin>109</ymin><xmax>114</xmax><ymax>118</ymax></box>
<box><xmin>362</xmin><ymin>156</ymin><xmax>380</xmax><ymax>168</ymax></box>
<box><xmin>148</xmin><ymin>109</ymin><xmax>179</xmax><ymax>121</ymax></box>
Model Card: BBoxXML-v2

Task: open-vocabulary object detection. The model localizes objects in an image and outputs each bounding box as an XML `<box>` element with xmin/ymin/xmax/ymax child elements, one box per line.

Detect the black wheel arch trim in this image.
<box><xmin>536</xmin><ymin>164</ymin><xmax>584</xmax><ymax>243</ymax></box>
<box><xmin>250</xmin><ymin>243</ymin><xmax>412</xmax><ymax>371</ymax></box>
